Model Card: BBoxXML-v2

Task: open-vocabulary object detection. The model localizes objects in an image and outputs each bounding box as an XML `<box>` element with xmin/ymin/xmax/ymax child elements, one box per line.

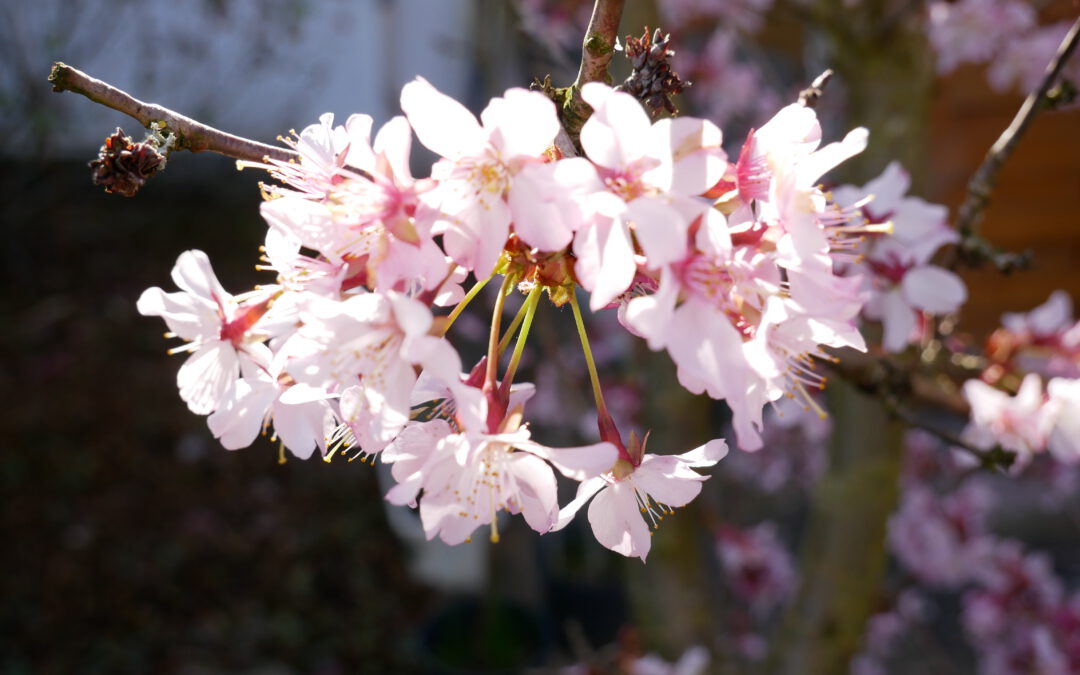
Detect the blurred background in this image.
<box><xmin>2</xmin><ymin>0</ymin><xmax>1079</xmax><ymax>673</ymax></box>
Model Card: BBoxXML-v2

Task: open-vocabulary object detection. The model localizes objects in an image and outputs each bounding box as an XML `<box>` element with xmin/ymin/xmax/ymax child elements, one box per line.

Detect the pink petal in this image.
<box><xmin>507</xmin><ymin>452</ymin><xmax>559</xmax><ymax>533</ymax></box>
<box><xmin>517</xmin><ymin>440</ymin><xmax>618</xmax><ymax>481</ymax></box>
<box><xmin>207</xmin><ymin>377</ymin><xmax>277</xmax><ymax>450</ymax></box>
<box><xmin>644</xmin><ymin>116</ymin><xmax>726</xmax><ymax>196</ymax></box>
<box><xmin>587</xmin><ymin>482</ymin><xmax>652</xmax><ymax>560</ymax></box>
<box><xmin>880</xmin><ymin>288</ymin><xmax>917</xmax><ymax>352</ymax></box>
<box><xmin>272</xmin><ymin>397</ymin><xmax>328</xmax><ymax>459</ymax></box>
<box><xmin>400</xmin><ymin>77</ymin><xmax>483</xmax><ymax>161</ymax></box>
<box><xmin>860</xmin><ymin>161</ymin><xmax>910</xmax><ymax>213</ymax></box>
<box><xmin>579</xmin><ymin>83</ymin><xmax>651</xmax><ymax>168</ymax></box>
<box><xmin>623</xmin><ymin>267</ymin><xmax>680</xmax><ymax>351</ymax></box>
<box><xmin>902</xmin><ymin>266</ymin><xmax>967</xmax><ymax>314</ymax></box>
<box><xmin>574</xmin><ymin>217</ymin><xmax>636</xmax><ymax>311</ymax></box>
<box><xmin>260</xmin><ymin>198</ymin><xmax>340</xmax><ymax>262</ymax></box>
<box><xmin>439</xmin><ymin>196</ymin><xmax>511</xmax><ymax>276</ymax></box>
<box><xmin>795</xmin><ymin>127</ymin><xmax>869</xmax><ymax>187</ymax></box>
<box><xmin>171</xmin><ymin>250</ymin><xmax>230</xmax><ymax>307</ymax></box>
<box><xmin>372</xmin><ymin>115</ymin><xmax>414</xmax><ymax>182</ymax></box>
<box><xmin>388</xmin><ymin>293</ymin><xmax>434</xmax><ymax>338</ymax></box>
<box><xmin>627</xmin><ymin>197</ymin><xmax>688</xmax><ymax>268</ymax></box>
<box><xmin>480</xmin><ymin>88</ymin><xmax>559</xmax><ymax>159</ymax></box>
<box><xmin>508</xmin><ymin>163</ymin><xmax>576</xmax><ymax>252</ymax></box>
<box><xmin>177</xmin><ymin>341</ymin><xmax>238</xmax><ymax>415</ymax></box>
<box><xmin>631</xmin><ymin>459</ymin><xmax>706</xmax><ymax>508</ymax></box>
<box><xmin>343</xmin><ymin>113</ymin><xmax>376</xmax><ymax>170</ymax></box>
<box><xmin>137</xmin><ymin>287</ymin><xmax>219</xmax><ymax>341</ymax></box>
<box><xmin>674</xmin><ymin>439</ymin><xmax>729</xmax><ymax>467</ymax></box>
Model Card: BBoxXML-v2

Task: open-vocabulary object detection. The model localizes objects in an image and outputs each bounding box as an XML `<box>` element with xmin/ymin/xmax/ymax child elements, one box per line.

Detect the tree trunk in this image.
<box><xmin>772</xmin><ymin>6</ymin><xmax>933</xmax><ymax>672</ymax></box>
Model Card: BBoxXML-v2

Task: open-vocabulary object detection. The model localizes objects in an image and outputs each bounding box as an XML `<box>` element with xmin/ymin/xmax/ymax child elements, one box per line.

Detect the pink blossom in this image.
<box><xmin>992</xmin><ymin>291</ymin><xmax>1080</xmax><ymax>380</ymax></box>
<box><xmin>963</xmin><ymin>374</ymin><xmax>1052</xmax><ymax>466</ymax></box>
<box><xmin>834</xmin><ymin>162</ymin><xmax>966</xmax><ymax>352</ymax></box>
<box><xmin>617</xmin><ymin>103</ymin><xmax>871</xmax><ymax>449</ymax></box>
<box><xmin>206</xmin><ymin>359</ymin><xmax>334</xmax><ymax>458</ymax></box>
<box><xmin>259</xmin><ymin>113</ymin><xmax>451</xmax><ymax>298</ymax></box>
<box><xmin>383</xmin><ymin>408</ymin><xmax>618</xmax><ymax>545</ymax></box>
<box><xmin>1046</xmin><ymin>378</ymin><xmax>1080</xmax><ymax>463</ymax></box>
<box><xmin>137</xmin><ymin>249</ymin><xmax>276</xmax><ymax>415</ymax></box>
<box><xmin>927</xmin><ymin>0</ymin><xmax>1036</xmax><ymax>75</ymax></box>
<box><xmin>832</xmin><ymin>161</ymin><xmax>957</xmax><ymax>263</ymax></box>
<box><xmin>554</xmin><ymin>437</ymin><xmax>728</xmax><ymax>561</ymax></box>
<box><xmin>276</xmin><ymin>291</ymin><xmax>462</xmax><ymax>455</ymax></box>
<box><xmin>888</xmin><ymin>482</ymin><xmax>996</xmax><ymax>587</ymax></box>
<box><xmin>1002</xmin><ymin>290</ymin><xmax>1074</xmax><ymax>339</ymax></box>
<box><xmin>716</xmin><ymin>522</ymin><xmax>797</xmax><ymax>614</ymax></box>
<box><xmin>987</xmin><ymin>21</ymin><xmax>1079</xmax><ymax>94</ymax></box>
<box><xmin>401</xmin><ymin>77</ymin><xmax>567</xmax><ymax>276</ymax></box>
<box><xmin>573</xmin><ymin>81</ymin><xmax>726</xmax><ymax>310</ymax></box>
<box><xmin>862</xmin><ymin>262</ymin><xmax>967</xmax><ymax>352</ymax></box>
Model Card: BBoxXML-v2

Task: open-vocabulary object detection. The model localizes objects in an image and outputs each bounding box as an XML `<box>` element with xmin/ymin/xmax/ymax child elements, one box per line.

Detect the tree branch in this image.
<box><xmin>952</xmin><ymin>17</ymin><xmax>1080</xmax><ymax>269</ymax></box>
<box><xmin>574</xmin><ymin>0</ymin><xmax>626</xmax><ymax>88</ymax></box>
<box><xmin>49</xmin><ymin>62</ymin><xmax>299</xmax><ymax>164</ymax></box>
<box><xmin>555</xmin><ymin>0</ymin><xmax>626</xmax><ymax>144</ymax></box>
<box><xmin>880</xmin><ymin>396</ymin><xmax>1015</xmax><ymax>471</ymax></box>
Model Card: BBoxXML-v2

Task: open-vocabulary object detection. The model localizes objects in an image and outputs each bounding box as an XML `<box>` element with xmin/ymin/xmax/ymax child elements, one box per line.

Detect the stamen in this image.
<box><xmin>793</xmin><ymin>380</ymin><xmax>829</xmax><ymax>420</ymax></box>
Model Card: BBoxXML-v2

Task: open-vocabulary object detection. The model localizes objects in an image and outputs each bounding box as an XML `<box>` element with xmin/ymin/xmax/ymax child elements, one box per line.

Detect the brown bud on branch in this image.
<box><xmin>89</xmin><ymin>127</ymin><xmax>168</xmax><ymax>197</ymax></box>
<box><xmin>615</xmin><ymin>27</ymin><xmax>689</xmax><ymax>120</ymax></box>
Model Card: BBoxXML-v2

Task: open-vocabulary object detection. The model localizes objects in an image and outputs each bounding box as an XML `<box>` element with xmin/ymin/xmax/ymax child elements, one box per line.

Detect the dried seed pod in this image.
<box><xmin>616</xmin><ymin>27</ymin><xmax>690</xmax><ymax>120</ymax></box>
<box><xmin>89</xmin><ymin>127</ymin><xmax>167</xmax><ymax>197</ymax></box>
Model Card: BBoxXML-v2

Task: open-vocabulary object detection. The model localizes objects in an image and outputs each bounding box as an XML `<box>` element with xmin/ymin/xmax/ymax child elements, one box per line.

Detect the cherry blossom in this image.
<box><xmin>554</xmin><ymin>435</ymin><xmax>728</xmax><ymax>560</ymax></box>
<box><xmin>1046</xmin><ymin>378</ymin><xmax>1080</xmax><ymax>462</ymax></box>
<box><xmin>716</xmin><ymin>522</ymin><xmax>797</xmax><ymax>614</ymax></box>
<box><xmin>834</xmin><ymin>162</ymin><xmax>967</xmax><ymax>352</ymax></box>
<box><xmin>888</xmin><ymin>481</ymin><xmax>996</xmax><ymax>587</ymax></box>
<box><xmin>988</xmin><ymin>291</ymin><xmax>1080</xmax><ymax>381</ymax></box>
<box><xmin>383</xmin><ymin>405</ymin><xmax>618</xmax><ymax>544</ymax></box>
<box><xmin>206</xmin><ymin>358</ymin><xmax>335</xmax><ymax>458</ymax></box>
<box><xmin>573</xmin><ymin>81</ymin><xmax>727</xmax><ymax>311</ymax></box>
<box><xmin>963</xmin><ymin>374</ymin><xmax>1052</xmax><ymax>466</ymax></box>
<box><xmin>258</xmin><ymin>112</ymin><xmax>453</xmax><ymax>299</ymax></box>
<box><xmin>400</xmin><ymin>77</ymin><xmax>565</xmax><ymax>276</ymax></box>
<box><xmin>926</xmin><ymin>0</ymin><xmax>1036</xmax><ymax>75</ymax></box>
<box><xmin>137</xmin><ymin>249</ymin><xmax>276</xmax><ymax>415</ymax></box>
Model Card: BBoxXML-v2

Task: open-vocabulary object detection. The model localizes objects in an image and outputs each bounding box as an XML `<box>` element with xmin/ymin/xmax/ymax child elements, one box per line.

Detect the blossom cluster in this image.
<box><xmin>832</xmin><ymin>162</ymin><xmax>967</xmax><ymax>353</ymax></box>
<box><xmin>963</xmin><ymin>291</ymin><xmax>1080</xmax><ymax>468</ymax></box>
<box><xmin>862</xmin><ymin>431</ymin><xmax>1080</xmax><ymax>674</ymax></box>
<box><xmin>927</xmin><ymin>0</ymin><xmax>1080</xmax><ymax>94</ymax></box>
<box><xmin>137</xmin><ymin>70</ymin><xmax>925</xmax><ymax>560</ymax></box>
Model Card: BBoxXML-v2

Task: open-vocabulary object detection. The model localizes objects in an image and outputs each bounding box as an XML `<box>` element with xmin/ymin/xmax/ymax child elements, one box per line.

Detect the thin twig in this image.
<box><xmin>882</xmin><ymin>397</ymin><xmax>1015</xmax><ymax>471</ymax></box>
<box><xmin>822</xmin><ymin>346</ymin><xmax>1012</xmax><ymax>470</ymax></box>
<box><xmin>953</xmin><ymin>18</ymin><xmax>1080</xmax><ymax>256</ymax></box>
<box><xmin>49</xmin><ymin>62</ymin><xmax>299</xmax><ymax>164</ymax></box>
